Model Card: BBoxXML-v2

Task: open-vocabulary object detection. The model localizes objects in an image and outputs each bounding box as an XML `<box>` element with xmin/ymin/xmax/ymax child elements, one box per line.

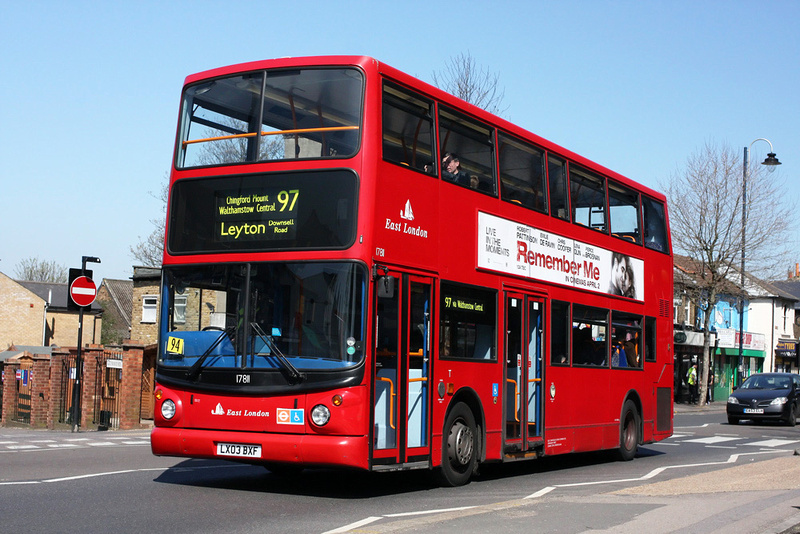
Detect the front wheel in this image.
<box><xmin>437</xmin><ymin>402</ymin><xmax>477</xmax><ymax>487</ymax></box>
<box><xmin>618</xmin><ymin>400</ymin><xmax>639</xmax><ymax>461</ymax></box>
<box><xmin>786</xmin><ymin>404</ymin><xmax>797</xmax><ymax>427</ymax></box>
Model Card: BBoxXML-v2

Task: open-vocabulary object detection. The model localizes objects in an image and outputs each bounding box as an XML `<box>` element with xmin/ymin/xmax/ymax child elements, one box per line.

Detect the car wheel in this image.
<box><xmin>437</xmin><ymin>402</ymin><xmax>477</xmax><ymax>487</ymax></box>
<box><xmin>618</xmin><ymin>400</ymin><xmax>639</xmax><ymax>461</ymax></box>
<box><xmin>786</xmin><ymin>404</ymin><xmax>797</xmax><ymax>427</ymax></box>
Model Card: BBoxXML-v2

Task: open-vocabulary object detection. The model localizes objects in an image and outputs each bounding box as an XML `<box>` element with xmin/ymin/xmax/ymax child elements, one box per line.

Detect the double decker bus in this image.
<box><xmin>151</xmin><ymin>56</ymin><xmax>673</xmax><ymax>486</ymax></box>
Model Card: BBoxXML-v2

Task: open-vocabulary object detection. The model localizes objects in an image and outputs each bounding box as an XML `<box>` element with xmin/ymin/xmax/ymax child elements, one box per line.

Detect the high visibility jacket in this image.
<box><xmin>687</xmin><ymin>367</ymin><xmax>697</xmax><ymax>385</ymax></box>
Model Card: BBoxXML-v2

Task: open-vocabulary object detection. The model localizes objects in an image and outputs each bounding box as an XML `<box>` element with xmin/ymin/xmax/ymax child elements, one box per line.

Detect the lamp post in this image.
<box><xmin>738</xmin><ymin>139</ymin><xmax>780</xmax><ymax>386</ymax></box>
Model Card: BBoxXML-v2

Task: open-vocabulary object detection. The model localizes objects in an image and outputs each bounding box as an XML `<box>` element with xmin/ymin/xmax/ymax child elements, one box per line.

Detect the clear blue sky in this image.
<box><xmin>2</xmin><ymin>0</ymin><xmax>798</xmax><ymax>282</ymax></box>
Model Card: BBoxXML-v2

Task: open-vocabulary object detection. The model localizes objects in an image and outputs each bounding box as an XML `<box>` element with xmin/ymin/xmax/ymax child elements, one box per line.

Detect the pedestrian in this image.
<box><xmin>706</xmin><ymin>371</ymin><xmax>714</xmax><ymax>405</ymax></box>
<box><xmin>687</xmin><ymin>363</ymin><xmax>698</xmax><ymax>404</ymax></box>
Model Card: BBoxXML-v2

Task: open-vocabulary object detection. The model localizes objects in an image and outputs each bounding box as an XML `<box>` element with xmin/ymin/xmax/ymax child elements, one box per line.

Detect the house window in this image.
<box><xmin>173</xmin><ymin>295</ymin><xmax>187</xmax><ymax>325</ymax></box>
<box><xmin>142</xmin><ymin>295</ymin><xmax>158</xmax><ymax>324</ymax></box>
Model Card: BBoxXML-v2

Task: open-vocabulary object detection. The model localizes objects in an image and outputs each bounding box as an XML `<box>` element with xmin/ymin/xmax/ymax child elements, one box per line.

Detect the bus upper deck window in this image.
<box><xmin>178</xmin><ymin>68</ymin><xmax>363</xmax><ymax>169</ymax></box>
<box><xmin>642</xmin><ymin>197</ymin><xmax>668</xmax><ymax>252</ymax></box>
<box><xmin>438</xmin><ymin>106</ymin><xmax>496</xmax><ymax>196</ymax></box>
<box><xmin>382</xmin><ymin>83</ymin><xmax>436</xmax><ymax>175</ymax></box>
<box><xmin>570</xmin><ymin>166</ymin><xmax>607</xmax><ymax>233</ymax></box>
<box><xmin>608</xmin><ymin>181</ymin><xmax>641</xmax><ymax>244</ymax></box>
<box><xmin>548</xmin><ymin>156</ymin><xmax>569</xmax><ymax>220</ymax></box>
<box><xmin>499</xmin><ymin>133</ymin><xmax>547</xmax><ymax>213</ymax></box>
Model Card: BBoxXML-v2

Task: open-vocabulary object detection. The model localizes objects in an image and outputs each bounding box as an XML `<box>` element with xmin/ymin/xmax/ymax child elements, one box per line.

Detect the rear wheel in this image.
<box><xmin>437</xmin><ymin>402</ymin><xmax>477</xmax><ymax>487</ymax></box>
<box><xmin>618</xmin><ymin>400</ymin><xmax>639</xmax><ymax>461</ymax></box>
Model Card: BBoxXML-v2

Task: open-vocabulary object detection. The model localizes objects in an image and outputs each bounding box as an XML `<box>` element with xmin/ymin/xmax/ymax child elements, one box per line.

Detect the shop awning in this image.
<box><xmin>716</xmin><ymin>348</ymin><xmax>765</xmax><ymax>359</ymax></box>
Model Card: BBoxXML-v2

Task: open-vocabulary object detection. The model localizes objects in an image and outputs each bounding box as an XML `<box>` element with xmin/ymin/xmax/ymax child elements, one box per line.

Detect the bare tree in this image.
<box><xmin>130</xmin><ymin>178</ymin><xmax>168</xmax><ymax>267</ymax></box>
<box><xmin>662</xmin><ymin>141</ymin><xmax>793</xmax><ymax>404</ymax></box>
<box><xmin>14</xmin><ymin>257</ymin><xmax>68</xmax><ymax>283</ymax></box>
<box><xmin>432</xmin><ymin>52</ymin><xmax>507</xmax><ymax>115</ymax></box>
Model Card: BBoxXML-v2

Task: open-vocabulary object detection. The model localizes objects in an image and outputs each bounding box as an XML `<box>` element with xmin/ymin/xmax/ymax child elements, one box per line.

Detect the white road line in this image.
<box><xmin>324</xmin><ymin>449</ymin><xmax>791</xmax><ymax>533</ymax></box>
<box><xmin>321</xmin><ymin>517</ymin><xmax>382</xmax><ymax>534</ymax></box>
<box><xmin>747</xmin><ymin>439</ymin><xmax>800</xmax><ymax>448</ymax></box>
<box><xmin>683</xmin><ymin>436</ymin><xmax>741</xmax><ymax>444</ymax></box>
<box><xmin>384</xmin><ymin>506</ymin><xmax>477</xmax><ymax>517</ymax></box>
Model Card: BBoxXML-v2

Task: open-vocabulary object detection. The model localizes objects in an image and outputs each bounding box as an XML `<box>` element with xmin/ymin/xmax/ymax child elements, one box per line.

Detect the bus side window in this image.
<box><xmin>440</xmin><ymin>281</ymin><xmax>497</xmax><ymax>360</ymax></box>
<box><xmin>572</xmin><ymin>305</ymin><xmax>608</xmax><ymax>367</ymax></box>
<box><xmin>438</xmin><ymin>106</ymin><xmax>496</xmax><ymax>196</ymax></box>
<box><xmin>570</xmin><ymin>165</ymin><xmax>607</xmax><ymax>233</ymax></box>
<box><xmin>548</xmin><ymin>155</ymin><xmax>569</xmax><ymax>220</ymax></box>
<box><xmin>498</xmin><ymin>133</ymin><xmax>548</xmax><ymax>213</ymax></box>
<box><xmin>642</xmin><ymin>197</ymin><xmax>668</xmax><ymax>252</ymax></box>
<box><xmin>644</xmin><ymin>316</ymin><xmax>657</xmax><ymax>362</ymax></box>
<box><xmin>550</xmin><ymin>301</ymin><xmax>570</xmax><ymax>365</ymax></box>
<box><xmin>609</xmin><ymin>181</ymin><xmax>641</xmax><ymax>244</ymax></box>
<box><xmin>382</xmin><ymin>82</ymin><xmax>436</xmax><ymax>175</ymax></box>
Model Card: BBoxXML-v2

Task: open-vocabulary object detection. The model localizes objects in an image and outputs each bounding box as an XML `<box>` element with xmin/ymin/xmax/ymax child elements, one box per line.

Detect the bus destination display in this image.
<box><xmin>216</xmin><ymin>188</ymin><xmax>299</xmax><ymax>242</ymax></box>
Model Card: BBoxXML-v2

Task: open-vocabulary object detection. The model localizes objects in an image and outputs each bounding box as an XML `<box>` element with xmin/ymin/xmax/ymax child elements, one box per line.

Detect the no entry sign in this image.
<box><xmin>70</xmin><ymin>276</ymin><xmax>97</xmax><ymax>308</ymax></box>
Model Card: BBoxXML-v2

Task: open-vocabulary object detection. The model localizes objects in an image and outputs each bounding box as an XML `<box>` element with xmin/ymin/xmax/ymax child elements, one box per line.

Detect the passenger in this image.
<box><xmin>624</xmin><ymin>331</ymin><xmax>639</xmax><ymax>367</ymax></box>
<box><xmin>611</xmin><ymin>330</ymin><xmax>627</xmax><ymax>367</ymax></box>
<box><xmin>442</xmin><ymin>153</ymin><xmax>468</xmax><ymax>184</ymax></box>
<box><xmin>469</xmin><ymin>174</ymin><xmax>479</xmax><ymax>189</ymax></box>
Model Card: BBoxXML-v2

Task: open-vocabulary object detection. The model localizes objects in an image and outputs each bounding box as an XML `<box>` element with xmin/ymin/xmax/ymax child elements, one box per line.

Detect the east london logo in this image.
<box><xmin>385</xmin><ymin>200</ymin><xmax>428</xmax><ymax>238</ymax></box>
<box><xmin>211</xmin><ymin>403</ymin><xmax>269</xmax><ymax>418</ymax></box>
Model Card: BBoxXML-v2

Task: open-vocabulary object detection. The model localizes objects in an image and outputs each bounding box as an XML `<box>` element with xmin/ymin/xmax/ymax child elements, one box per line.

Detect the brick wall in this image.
<box><xmin>1</xmin><ymin>344</ymin><xmax>152</xmax><ymax>430</ymax></box>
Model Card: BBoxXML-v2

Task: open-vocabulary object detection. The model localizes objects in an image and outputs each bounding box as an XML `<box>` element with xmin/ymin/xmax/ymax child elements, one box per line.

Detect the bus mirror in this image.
<box><xmin>377</xmin><ymin>276</ymin><xmax>395</xmax><ymax>299</ymax></box>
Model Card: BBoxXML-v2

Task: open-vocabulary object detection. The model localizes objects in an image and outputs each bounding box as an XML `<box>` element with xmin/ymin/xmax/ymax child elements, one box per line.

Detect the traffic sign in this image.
<box><xmin>70</xmin><ymin>275</ymin><xmax>97</xmax><ymax>308</ymax></box>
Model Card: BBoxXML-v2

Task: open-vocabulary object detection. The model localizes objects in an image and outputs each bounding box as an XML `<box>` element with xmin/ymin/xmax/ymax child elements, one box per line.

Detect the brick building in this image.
<box><xmin>0</xmin><ymin>271</ymin><xmax>102</xmax><ymax>349</ymax></box>
<box><xmin>130</xmin><ymin>266</ymin><xmax>161</xmax><ymax>345</ymax></box>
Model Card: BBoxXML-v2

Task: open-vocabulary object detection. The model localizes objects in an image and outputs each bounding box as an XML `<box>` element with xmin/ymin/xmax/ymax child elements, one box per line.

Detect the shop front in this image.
<box><xmin>674</xmin><ymin>330</ymin><xmax>709</xmax><ymax>403</ymax></box>
<box><xmin>714</xmin><ymin>328</ymin><xmax>766</xmax><ymax>396</ymax></box>
<box><xmin>774</xmin><ymin>338</ymin><xmax>798</xmax><ymax>373</ymax></box>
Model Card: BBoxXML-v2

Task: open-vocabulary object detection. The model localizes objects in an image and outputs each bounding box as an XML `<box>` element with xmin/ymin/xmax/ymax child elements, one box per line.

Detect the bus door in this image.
<box><xmin>504</xmin><ymin>292</ymin><xmax>544</xmax><ymax>452</ymax></box>
<box><xmin>372</xmin><ymin>271</ymin><xmax>433</xmax><ymax>467</ymax></box>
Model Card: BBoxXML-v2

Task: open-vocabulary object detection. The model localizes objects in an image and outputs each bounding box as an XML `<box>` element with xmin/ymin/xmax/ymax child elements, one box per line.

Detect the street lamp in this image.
<box><xmin>738</xmin><ymin>139</ymin><xmax>781</xmax><ymax>386</ymax></box>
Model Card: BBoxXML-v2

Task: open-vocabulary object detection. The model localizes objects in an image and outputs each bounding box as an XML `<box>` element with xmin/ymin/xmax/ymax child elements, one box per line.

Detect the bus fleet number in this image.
<box><xmin>236</xmin><ymin>374</ymin><xmax>250</xmax><ymax>384</ymax></box>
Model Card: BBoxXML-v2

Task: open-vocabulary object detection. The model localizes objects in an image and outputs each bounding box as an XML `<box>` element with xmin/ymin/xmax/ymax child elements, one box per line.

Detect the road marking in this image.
<box><xmin>747</xmin><ymin>439</ymin><xmax>800</xmax><ymax>448</ymax></box>
<box><xmin>321</xmin><ymin>517</ymin><xmax>382</xmax><ymax>534</ymax></box>
<box><xmin>683</xmin><ymin>436</ymin><xmax>741</xmax><ymax>444</ymax></box>
<box><xmin>325</xmin><ymin>450</ymin><xmax>790</xmax><ymax>533</ymax></box>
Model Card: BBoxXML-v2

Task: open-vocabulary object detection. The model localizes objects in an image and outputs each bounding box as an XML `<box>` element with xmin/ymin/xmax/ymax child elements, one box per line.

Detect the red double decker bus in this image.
<box><xmin>151</xmin><ymin>56</ymin><xmax>673</xmax><ymax>486</ymax></box>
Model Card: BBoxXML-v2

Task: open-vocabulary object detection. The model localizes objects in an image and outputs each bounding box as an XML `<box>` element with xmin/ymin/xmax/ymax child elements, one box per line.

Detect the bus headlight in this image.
<box><xmin>161</xmin><ymin>399</ymin><xmax>177</xmax><ymax>420</ymax></box>
<box><xmin>310</xmin><ymin>404</ymin><xmax>331</xmax><ymax>426</ymax></box>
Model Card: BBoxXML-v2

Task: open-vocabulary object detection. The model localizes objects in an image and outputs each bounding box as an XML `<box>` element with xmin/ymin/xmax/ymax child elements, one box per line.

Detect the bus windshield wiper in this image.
<box><xmin>186</xmin><ymin>327</ymin><xmax>235</xmax><ymax>381</ymax></box>
<box><xmin>251</xmin><ymin>322</ymin><xmax>305</xmax><ymax>383</ymax></box>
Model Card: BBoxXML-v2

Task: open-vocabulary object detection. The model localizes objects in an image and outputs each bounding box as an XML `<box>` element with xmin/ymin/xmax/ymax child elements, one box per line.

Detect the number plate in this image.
<box><xmin>216</xmin><ymin>442</ymin><xmax>262</xmax><ymax>458</ymax></box>
<box><xmin>743</xmin><ymin>408</ymin><xmax>764</xmax><ymax>414</ymax></box>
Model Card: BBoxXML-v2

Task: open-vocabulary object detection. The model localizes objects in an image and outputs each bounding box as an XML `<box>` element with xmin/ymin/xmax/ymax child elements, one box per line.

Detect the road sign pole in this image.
<box><xmin>70</xmin><ymin>256</ymin><xmax>100</xmax><ymax>433</ymax></box>
<box><xmin>71</xmin><ymin>305</ymin><xmax>84</xmax><ymax>433</ymax></box>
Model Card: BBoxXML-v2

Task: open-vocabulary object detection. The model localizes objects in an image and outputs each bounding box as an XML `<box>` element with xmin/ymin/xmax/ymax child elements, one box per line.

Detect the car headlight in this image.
<box><xmin>727</xmin><ymin>396</ymin><xmax>739</xmax><ymax>404</ymax></box>
<box><xmin>161</xmin><ymin>399</ymin><xmax>177</xmax><ymax>420</ymax></box>
<box><xmin>771</xmin><ymin>397</ymin><xmax>788</xmax><ymax>406</ymax></box>
<box><xmin>310</xmin><ymin>404</ymin><xmax>331</xmax><ymax>426</ymax></box>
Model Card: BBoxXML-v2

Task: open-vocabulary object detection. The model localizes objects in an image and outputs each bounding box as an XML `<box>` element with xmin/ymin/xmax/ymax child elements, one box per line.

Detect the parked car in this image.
<box><xmin>727</xmin><ymin>373</ymin><xmax>800</xmax><ymax>426</ymax></box>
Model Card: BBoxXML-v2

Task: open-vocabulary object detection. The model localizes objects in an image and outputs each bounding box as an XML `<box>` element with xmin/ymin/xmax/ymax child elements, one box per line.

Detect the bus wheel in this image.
<box><xmin>437</xmin><ymin>402</ymin><xmax>477</xmax><ymax>487</ymax></box>
<box><xmin>618</xmin><ymin>400</ymin><xmax>639</xmax><ymax>461</ymax></box>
